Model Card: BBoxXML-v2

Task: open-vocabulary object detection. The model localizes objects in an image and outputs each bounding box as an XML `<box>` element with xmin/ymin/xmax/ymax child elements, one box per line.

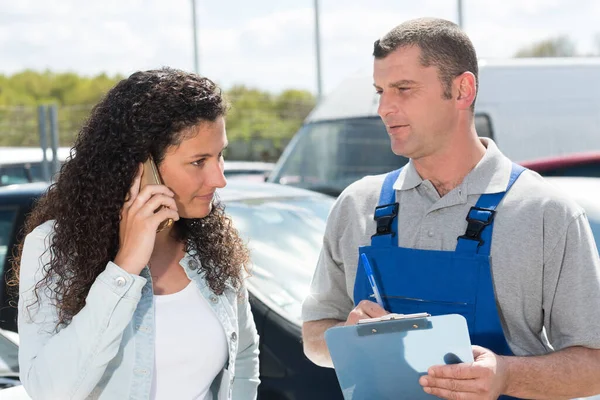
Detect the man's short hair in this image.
<box><xmin>374</xmin><ymin>18</ymin><xmax>478</xmax><ymax>107</ymax></box>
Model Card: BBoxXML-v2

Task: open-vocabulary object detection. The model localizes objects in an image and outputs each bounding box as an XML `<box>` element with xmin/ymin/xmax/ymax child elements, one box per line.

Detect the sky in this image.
<box><xmin>1</xmin><ymin>0</ymin><xmax>598</xmax><ymax>95</ymax></box>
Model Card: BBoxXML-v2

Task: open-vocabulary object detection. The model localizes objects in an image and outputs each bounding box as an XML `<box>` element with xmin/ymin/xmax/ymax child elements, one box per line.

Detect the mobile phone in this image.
<box><xmin>141</xmin><ymin>157</ymin><xmax>174</xmax><ymax>232</ymax></box>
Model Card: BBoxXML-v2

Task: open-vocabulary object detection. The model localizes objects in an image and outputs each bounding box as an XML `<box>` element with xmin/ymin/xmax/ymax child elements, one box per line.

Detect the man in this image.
<box><xmin>301</xmin><ymin>17</ymin><xmax>600</xmax><ymax>400</ymax></box>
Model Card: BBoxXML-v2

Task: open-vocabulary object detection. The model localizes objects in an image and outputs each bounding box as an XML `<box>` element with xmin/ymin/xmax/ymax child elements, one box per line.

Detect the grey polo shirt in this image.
<box><xmin>302</xmin><ymin>138</ymin><xmax>600</xmax><ymax>356</ymax></box>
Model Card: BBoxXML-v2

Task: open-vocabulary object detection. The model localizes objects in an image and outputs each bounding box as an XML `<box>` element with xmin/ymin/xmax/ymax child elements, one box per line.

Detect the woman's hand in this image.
<box><xmin>114</xmin><ymin>163</ymin><xmax>180</xmax><ymax>275</ymax></box>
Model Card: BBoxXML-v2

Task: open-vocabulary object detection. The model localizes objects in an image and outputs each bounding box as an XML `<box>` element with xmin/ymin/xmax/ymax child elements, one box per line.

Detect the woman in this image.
<box><xmin>12</xmin><ymin>68</ymin><xmax>260</xmax><ymax>400</ymax></box>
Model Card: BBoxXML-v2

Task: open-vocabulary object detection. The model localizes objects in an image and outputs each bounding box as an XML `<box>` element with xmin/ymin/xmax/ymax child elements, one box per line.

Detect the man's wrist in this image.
<box><xmin>500</xmin><ymin>354</ymin><xmax>519</xmax><ymax>397</ymax></box>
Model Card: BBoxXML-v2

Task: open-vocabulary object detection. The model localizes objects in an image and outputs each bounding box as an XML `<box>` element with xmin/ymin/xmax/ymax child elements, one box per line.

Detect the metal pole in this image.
<box><xmin>314</xmin><ymin>0</ymin><xmax>323</xmax><ymax>101</ymax></box>
<box><xmin>457</xmin><ymin>0</ymin><xmax>464</xmax><ymax>29</ymax></box>
<box><xmin>37</xmin><ymin>105</ymin><xmax>50</xmax><ymax>182</ymax></box>
<box><xmin>49</xmin><ymin>104</ymin><xmax>60</xmax><ymax>179</ymax></box>
<box><xmin>191</xmin><ymin>0</ymin><xmax>200</xmax><ymax>74</ymax></box>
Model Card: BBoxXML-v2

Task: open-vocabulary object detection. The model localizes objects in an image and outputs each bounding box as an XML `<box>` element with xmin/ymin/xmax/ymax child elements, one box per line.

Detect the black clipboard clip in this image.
<box><xmin>357</xmin><ymin>312</ymin><xmax>431</xmax><ymax>325</ymax></box>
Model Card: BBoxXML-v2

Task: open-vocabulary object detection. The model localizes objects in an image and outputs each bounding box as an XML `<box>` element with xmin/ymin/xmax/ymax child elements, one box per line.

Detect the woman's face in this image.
<box><xmin>158</xmin><ymin>116</ymin><xmax>228</xmax><ymax>219</ymax></box>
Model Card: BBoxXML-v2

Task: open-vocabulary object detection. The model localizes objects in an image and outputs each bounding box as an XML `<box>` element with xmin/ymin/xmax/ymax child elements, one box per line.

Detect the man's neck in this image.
<box><xmin>413</xmin><ymin>134</ymin><xmax>486</xmax><ymax>197</ymax></box>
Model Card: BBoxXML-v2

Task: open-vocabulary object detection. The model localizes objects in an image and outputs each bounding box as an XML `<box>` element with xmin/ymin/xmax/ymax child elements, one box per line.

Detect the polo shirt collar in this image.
<box><xmin>392</xmin><ymin>138</ymin><xmax>514</xmax><ymax>196</ymax></box>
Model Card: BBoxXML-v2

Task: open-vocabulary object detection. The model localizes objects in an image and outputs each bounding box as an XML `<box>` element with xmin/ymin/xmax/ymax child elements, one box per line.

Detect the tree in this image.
<box><xmin>0</xmin><ymin>72</ymin><xmax>316</xmax><ymax>151</ymax></box>
<box><xmin>514</xmin><ymin>36</ymin><xmax>577</xmax><ymax>58</ymax></box>
<box><xmin>0</xmin><ymin>71</ymin><xmax>122</xmax><ymax>146</ymax></box>
<box><xmin>225</xmin><ymin>85</ymin><xmax>315</xmax><ymax>142</ymax></box>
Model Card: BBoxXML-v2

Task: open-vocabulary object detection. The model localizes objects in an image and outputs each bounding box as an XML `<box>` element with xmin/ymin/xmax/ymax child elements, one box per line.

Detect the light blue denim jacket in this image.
<box><xmin>18</xmin><ymin>221</ymin><xmax>260</xmax><ymax>400</ymax></box>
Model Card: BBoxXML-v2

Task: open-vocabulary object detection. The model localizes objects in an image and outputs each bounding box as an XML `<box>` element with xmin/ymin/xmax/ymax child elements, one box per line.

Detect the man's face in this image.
<box><xmin>373</xmin><ymin>45</ymin><xmax>458</xmax><ymax>159</ymax></box>
<box><xmin>159</xmin><ymin>117</ymin><xmax>228</xmax><ymax>219</ymax></box>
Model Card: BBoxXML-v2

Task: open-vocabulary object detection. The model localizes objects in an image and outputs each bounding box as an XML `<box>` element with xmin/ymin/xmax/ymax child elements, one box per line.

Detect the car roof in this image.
<box><xmin>0</xmin><ymin>180</ymin><xmax>330</xmax><ymax>203</ymax></box>
<box><xmin>542</xmin><ymin>177</ymin><xmax>600</xmax><ymax>215</ymax></box>
<box><xmin>543</xmin><ymin>176</ymin><xmax>600</xmax><ymax>193</ymax></box>
<box><xmin>0</xmin><ymin>181</ymin><xmax>50</xmax><ymax>201</ymax></box>
<box><xmin>520</xmin><ymin>152</ymin><xmax>600</xmax><ymax>171</ymax></box>
<box><xmin>223</xmin><ymin>161</ymin><xmax>274</xmax><ymax>172</ymax></box>
<box><xmin>219</xmin><ymin>180</ymin><xmax>330</xmax><ymax>202</ymax></box>
<box><xmin>0</xmin><ymin>147</ymin><xmax>72</xmax><ymax>166</ymax></box>
<box><xmin>0</xmin><ymin>148</ymin><xmax>273</xmax><ymax>168</ymax></box>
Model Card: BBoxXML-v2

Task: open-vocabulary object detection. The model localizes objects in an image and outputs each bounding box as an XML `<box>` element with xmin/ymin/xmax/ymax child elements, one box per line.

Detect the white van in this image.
<box><xmin>267</xmin><ymin>58</ymin><xmax>600</xmax><ymax>196</ymax></box>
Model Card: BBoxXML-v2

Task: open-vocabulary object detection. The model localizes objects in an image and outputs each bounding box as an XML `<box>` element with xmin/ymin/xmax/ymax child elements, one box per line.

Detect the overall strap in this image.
<box><xmin>371</xmin><ymin>168</ymin><xmax>403</xmax><ymax>247</ymax></box>
<box><xmin>456</xmin><ymin>163</ymin><xmax>526</xmax><ymax>255</ymax></box>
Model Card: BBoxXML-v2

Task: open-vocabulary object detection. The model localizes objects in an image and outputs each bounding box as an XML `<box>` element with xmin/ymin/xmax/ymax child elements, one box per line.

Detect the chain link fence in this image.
<box><xmin>0</xmin><ymin>106</ymin><xmax>39</xmax><ymax>147</ymax></box>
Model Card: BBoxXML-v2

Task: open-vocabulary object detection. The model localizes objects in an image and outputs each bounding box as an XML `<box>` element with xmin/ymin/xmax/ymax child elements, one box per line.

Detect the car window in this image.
<box><xmin>475</xmin><ymin>113</ymin><xmax>494</xmax><ymax>139</ymax></box>
<box><xmin>537</xmin><ymin>163</ymin><xmax>600</xmax><ymax>178</ymax></box>
<box><xmin>0</xmin><ymin>163</ymin><xmax>47</xmax><ymax>186</ymax></box>
<box><xmin>270</xmin><ymin>118</ymin><xmax>408</xmax><ymax>196</ymax></box>
<box><xmin>0</xmin><ymin>209</ymin><xmax>17</xmax><ymax>282</ymax></box>
<box><xmin>1</xmin><ymin>165</ymin><xmax>31</xmax><ymax>186</ymax></box>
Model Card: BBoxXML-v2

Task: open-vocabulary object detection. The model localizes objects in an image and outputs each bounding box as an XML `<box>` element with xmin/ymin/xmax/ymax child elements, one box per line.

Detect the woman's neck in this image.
<box><xmin>151</xmin><ymin>226</ymin><xmax>185</xmax><ymax>272</ymax></box>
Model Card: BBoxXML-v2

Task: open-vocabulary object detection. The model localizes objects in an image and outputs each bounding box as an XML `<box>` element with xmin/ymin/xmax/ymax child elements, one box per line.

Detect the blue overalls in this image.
<box><xmin>354</xmin><ymin>163</ymin><xmax>525</xmax><ymax>399</ymax></box>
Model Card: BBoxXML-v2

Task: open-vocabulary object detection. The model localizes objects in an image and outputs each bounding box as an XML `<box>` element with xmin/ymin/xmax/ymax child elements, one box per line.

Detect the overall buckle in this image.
<box><xmin>457</xmin><ymin>206</ymin><xmax>496</xmax><ymax>246</ymax></box>
<box><xmin>373</xmin><ymin>203</ymin><xmax>399</xmax><ymax>237</ymax></box>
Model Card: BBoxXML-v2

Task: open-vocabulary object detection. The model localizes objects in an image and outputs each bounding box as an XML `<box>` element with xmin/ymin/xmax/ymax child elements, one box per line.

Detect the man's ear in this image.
<box><xmin>454</xmin><ymin>72</ymin><xmax>476</xmax><ymax>110</ymax></box>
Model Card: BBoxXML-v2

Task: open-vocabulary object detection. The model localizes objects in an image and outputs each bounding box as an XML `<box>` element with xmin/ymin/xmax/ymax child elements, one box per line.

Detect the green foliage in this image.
<box><xmin>225</xmin><ymin>85</ymin><xmax>316</xmax><ymax>142</ymax></box>
<box><xmin>0</xmin><ymin>71</ymin><xmax>315</xmax><ymax>149</ymax></box>
<box><xmin>514</xmin><ymin>36</ymin><xmax>577</xmax><ymax>58</ymax></box>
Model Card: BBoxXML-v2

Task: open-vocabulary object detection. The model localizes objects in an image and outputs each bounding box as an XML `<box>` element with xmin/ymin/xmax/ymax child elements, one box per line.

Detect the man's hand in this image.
<box><xmin>419</xmin><ymin>345</ymin><xmax>508</xmax><ymax>400</ymax></box>
<box><xmin>303</xmin><ymin>300</ymin><xmax>388</xmax><ymax>367</ymax></box>
<box><xmin>345</xmin><ymin>300</ymin><xmax>388</xmax><ymax>325</ymax></box>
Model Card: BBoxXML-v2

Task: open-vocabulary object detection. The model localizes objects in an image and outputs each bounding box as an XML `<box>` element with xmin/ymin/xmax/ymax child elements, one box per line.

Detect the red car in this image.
<box><xmin>520</xmin><ymin>152</ymin><xmax>600</xmax><ymax>178</ymax></box>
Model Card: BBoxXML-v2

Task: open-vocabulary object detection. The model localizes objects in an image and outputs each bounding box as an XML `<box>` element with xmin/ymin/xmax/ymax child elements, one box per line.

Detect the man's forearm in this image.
<box><xmin>504</xmin><ymin>346</ymin><xmax>600</xmax><ymax>399</ymax></box>
<box><xmin>302</xmin><ymin>319</ymin><xmax>344</xmax><ymax>368</ymax></box>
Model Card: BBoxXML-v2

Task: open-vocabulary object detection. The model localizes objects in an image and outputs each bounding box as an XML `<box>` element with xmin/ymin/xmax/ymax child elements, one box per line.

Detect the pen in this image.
<box><xmin>360</xmin><ymin>253</ymin><xmax>385</xmax><ymax>309</ymax></box>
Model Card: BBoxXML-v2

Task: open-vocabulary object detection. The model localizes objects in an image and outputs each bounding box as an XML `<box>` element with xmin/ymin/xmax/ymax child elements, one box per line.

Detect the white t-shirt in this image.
<box><xmin>150</xmin><ymin>281</ymin><xmax>228</xmax><ymax>400</ymax></box>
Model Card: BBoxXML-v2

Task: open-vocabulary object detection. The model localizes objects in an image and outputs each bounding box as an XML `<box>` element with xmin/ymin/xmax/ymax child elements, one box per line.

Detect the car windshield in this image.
<box><xmin>268</xmin><ymin>118</ymin><xmax>408</xmax><ymax>196</ymax></box>
<box><xmin>226</xmin><ymin>195</ymin><xmax>334</xmax><ymax>325</ymax></box>
<box><xmin>268</xmin><ymin>115</ymin><xmax>493</xmax><ymax>197</ymax></box>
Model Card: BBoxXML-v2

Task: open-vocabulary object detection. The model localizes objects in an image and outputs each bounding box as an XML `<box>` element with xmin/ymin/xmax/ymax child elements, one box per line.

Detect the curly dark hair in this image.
<box><xmin>11</xmin><ymin>67</ymin><xmax>250</xmax><ymax>329</ymax></box>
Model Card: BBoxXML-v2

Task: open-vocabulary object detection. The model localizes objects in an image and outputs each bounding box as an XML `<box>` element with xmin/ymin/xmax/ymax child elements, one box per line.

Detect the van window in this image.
<box><xmin>0</xmin><ymin>209</ymin><xmax>17</xmax><ymax>277</ymax></box>
<box><xmin>475</xmin><ymin>113</ymin><xmax>493</xmax><ymax>139</ymax></box>
<box><xmin>269</xmin><ymin>117</ymin><xmax>408</xmax><ymax>196</ymax></box>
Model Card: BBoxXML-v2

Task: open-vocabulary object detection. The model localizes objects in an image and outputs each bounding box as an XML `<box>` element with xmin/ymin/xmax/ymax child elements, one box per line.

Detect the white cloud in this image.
<box><xmin>476</xmin><ymin>0</ymin><xmax>563</xmax><ymax>18</ymax></box>
<box><xmin>0</xmin><ymin>0</ymin><xmax>598</xmax><ymax>95</ymax></box>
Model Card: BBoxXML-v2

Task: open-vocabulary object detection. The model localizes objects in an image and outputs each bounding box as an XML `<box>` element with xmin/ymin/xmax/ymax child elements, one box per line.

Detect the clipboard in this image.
<box><xmin>325</xmin><ymin>313</ymin><xmax>474</xmax><ymax>400</ymax></box>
